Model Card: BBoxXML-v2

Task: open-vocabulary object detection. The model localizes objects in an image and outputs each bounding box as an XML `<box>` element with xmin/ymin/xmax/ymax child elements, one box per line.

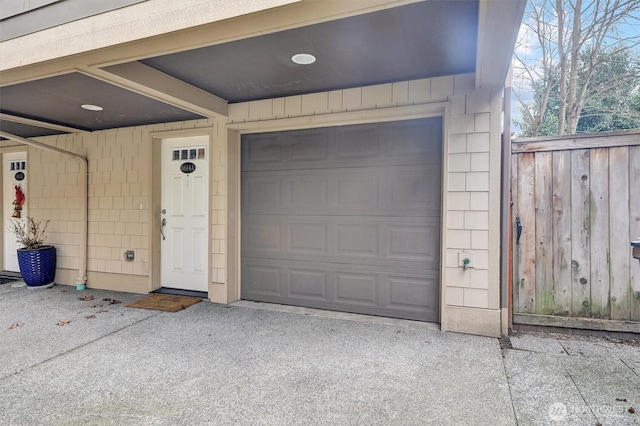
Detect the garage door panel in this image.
<box><xmin>387</xmin><ymin>224</ymin><xmax>440</xmax><ymax>263</ymax></box>
<box><xmin>241</xmin><ymin>118</ymin><xmax>441</xmax><ymax>322</ymax></box>
<box><xmin>289</xmin><ymin>129</ymin><xmax>329</xmax><ymax>162</ymax></box>
<box><xmin>386</xmin><ymin>275</ymin><xmax>439</xmax><ymax>318</ymax></box>
<box><xmin>386</xmin><ymin>120</ymin><xmax>442</xmax><ymax>159</ymax></box>
<box><xmin>244</xmin><ymin>177</ymin><xmax>282</xmax><ymax>210</ymax></box>
<box><xmin>242</xmin><ymin>257</ymin><xmax>439</xmax><ymax>322</ymax></box>
<box><xmin>288</xmin><ymin>223</ymin><xmax>328</xmax><ymax>255</ymax></box>
<box><xmin>243</xmin><ymin>166</ymin><xmax>439</xmax><ymax>216</ymax></box>
<box><xmin>242</xmin><ymin>215</ymin><xmax>439</xmax><ymax>269</ymax></box>
<box><xmin>242</xmin><ymin>120</ymin><xmax>442</xmax><ymax>172</ymax></box>
<box><xmin>288</xmin><ymin>176</ymin><xmax>329</xmax><ymax>209</ymax></box>
<box><xmin>244</xmin><ymin>133</ymin><xmax>283</xmax><ymax>165</ymax></box>
<box><xmin>334</xmin><ymin>173</ymin><xmax>380</xmax><ymax>209</ymax></box>
<box><xmin>335</xmin><ymin>272</ymin><xmax>378</xmax><ymax>307</ymax></box>
<box><xmin>244</xmin><ymin>264</ymin><xmax>281</xmax><ymax>296</ymax></box>
<box><xmin>289</xmin><ymin>268</ymin><xmax>328</xmax><ymax>301</ymax></box>
<box><xmin>244</xmin><ymin>221</ymin><xmax>282</xmax><ymax>252</ymax></box>
<box><xmin>389</xmin><ymin>166</ymin><xmax>441</xmax><ymax>204</ymax></box>
<box><xmin>335</xmin><ymin>224</ymin><xmax>379</xmax><ymax>258</ymax></box>
<box><xmin>334</xmin><ymin>124</ymin><xmax>380</xmax><ymax>160</ymax></box>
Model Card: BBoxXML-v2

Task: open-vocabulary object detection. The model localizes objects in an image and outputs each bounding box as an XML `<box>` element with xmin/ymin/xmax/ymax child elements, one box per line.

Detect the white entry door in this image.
<box><xmin>3</xmin><ymin>152</ymin><xmax>28</xmax><ymax>272</ymax></box>
<box><xmin>160</xmin><ymin>136</ymin><xmax>209</xmax><ymax>292</ymax></box>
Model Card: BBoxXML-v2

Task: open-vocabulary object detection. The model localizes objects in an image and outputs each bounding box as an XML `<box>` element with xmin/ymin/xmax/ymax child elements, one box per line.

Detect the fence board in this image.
<box><xmin>589</xmin><ymin>148</ymin><xmax>610</xmax><ymax>319</ymax></box>
<box><xmin>609</xmin><ymin>147</ymin><xmax>630</xmax><ymax>320</ymax></box>
<box><xmin>535</xmin><ymin>152</ymin><xmax>553</xmax><ymax>314</ymax></box>
<box><xmin>512</xmin><ymin>130</ymin><xmax>640</xmax><ymax>153</ymax></box>
<box><xmin>513</xmin><ymin>134</ymin><xmax>640</xmax><ymax>329</ymax></box>
<box><xmin>570</xmin><ymin>149</ymin><xmax>591</xmax><ymax>317</ymax></box>
<box><xmin>516</xmin><ymin>153</ymin><xmax>536</xmax><ymax>313</ymax></box>
<box><xmin>552</xmin><ymin>151</ymin><xmax>571</xmax><ymax>315</ymax></box>
<box><xmin>630</xmin><ymin>146</ymin><xmax>640</xmax><ymax>321</ymax></box>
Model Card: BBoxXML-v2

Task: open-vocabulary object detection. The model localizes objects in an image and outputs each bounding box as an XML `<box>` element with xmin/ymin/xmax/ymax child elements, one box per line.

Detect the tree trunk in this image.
<box><xmin>556</xmin><ymin>0</ymin><xmax>567</xmax><ymax>135</ymax></box>
<box><xmin>566</xmin><ymin>0</ymin><xmax>583</xmax><ymax>134</ymax></box>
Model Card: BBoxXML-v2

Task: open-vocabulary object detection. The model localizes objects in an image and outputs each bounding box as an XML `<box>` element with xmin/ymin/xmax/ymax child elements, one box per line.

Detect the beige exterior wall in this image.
<box><xmin>0</xmin><ymin>73</ymin><xmax>503</xmax><ymax>336</ymax></box>
<box><xmin>0</xmin><ymin>0</ymin><xmax>299</xmax><ymax>72</ymax></box>
<box><xmin>224</xmin><ymin>73</ymin><xmax>503</xmax><ymax>337</ymax></box>
<box><xmin>442</xmin><ymin>85</ymin><xmax>503</xmax><ymax>337</ymax></box>
<box><xmin>2</xmin><ymin>118</ymin><xmax>221</xmax><ymax>294</ymax></box>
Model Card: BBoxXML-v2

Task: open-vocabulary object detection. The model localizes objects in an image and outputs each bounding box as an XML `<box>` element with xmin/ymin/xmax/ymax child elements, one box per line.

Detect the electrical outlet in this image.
<box><xmin>125</xmin><ymin>250</ymin><xmax>135</xmax><ymax>261</ymax></box>
<box><xmin>458</xmin><ymin>251</ymin><xmax>475</xmax><ymax>269</ymax></box>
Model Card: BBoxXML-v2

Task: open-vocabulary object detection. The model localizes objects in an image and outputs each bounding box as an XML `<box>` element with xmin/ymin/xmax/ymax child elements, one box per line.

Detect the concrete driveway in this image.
<box><xmin>0</xmin><ymin>283</ymin><xmax>638</xmax><ymax>425</ymax></box>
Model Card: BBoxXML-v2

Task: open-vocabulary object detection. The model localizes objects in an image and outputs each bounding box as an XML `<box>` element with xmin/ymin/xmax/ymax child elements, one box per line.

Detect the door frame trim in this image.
<box><xmin>150</xmin><ymin>127</ymin><xmax>216</xmax><ymax>294</ymax></box>
<box><xmin>226</xmin><ymin>103</ymin><xmax>447</xmax><ymax>323</ymax></box>
<box><xmin>0</xmin><ymin>148</ymin><xmax>29</xmax><ymax>272</ymax></box>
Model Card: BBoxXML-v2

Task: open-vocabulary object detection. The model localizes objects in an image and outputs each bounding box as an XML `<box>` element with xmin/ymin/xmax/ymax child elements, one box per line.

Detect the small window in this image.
<box><xmin>9</xmin><ymin>161</ymin><xmax>26</xmax><ymax>170</ymax></box>
<box><xmin>170</xmin><ymin>147</ymin><xmax>206</xmax><ymax>161</ymax></box>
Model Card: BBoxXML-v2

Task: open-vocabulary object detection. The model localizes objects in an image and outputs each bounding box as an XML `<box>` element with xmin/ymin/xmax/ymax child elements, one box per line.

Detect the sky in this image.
<box><xmin>509</xmin><ymin>0</ymin><xmax>640</xmax><ymax>135</ymax></box>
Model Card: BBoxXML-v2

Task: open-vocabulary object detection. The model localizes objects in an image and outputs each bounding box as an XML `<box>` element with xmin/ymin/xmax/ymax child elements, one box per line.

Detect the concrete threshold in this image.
<box><xmin>232</xmin><ymin>300</ymin><xmax>441</xmax><ymax>331</ymax></box>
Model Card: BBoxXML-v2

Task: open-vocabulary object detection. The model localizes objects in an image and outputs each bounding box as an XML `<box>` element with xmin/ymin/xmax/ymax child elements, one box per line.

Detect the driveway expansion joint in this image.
<box><xmin>0</xmin><ymin>311</ymin><xmax>161</xmax><ymax>383</ymax></box>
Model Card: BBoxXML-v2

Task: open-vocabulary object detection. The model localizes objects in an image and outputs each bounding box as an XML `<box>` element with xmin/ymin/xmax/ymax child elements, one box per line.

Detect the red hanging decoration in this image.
<box><xmin>15</xmin><ymin>185</ymin><xmax>25</xmax><ymax>206</ymax></box>
<box><xmin>12</xmin><ymin>185</ymin><xmax>25</xmax><ymax>218</ymax></box>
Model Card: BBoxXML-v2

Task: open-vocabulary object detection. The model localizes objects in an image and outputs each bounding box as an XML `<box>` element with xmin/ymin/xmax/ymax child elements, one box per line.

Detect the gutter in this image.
<box><xmin>0</xmin><ymin>131</ymin><xmax>88</xmax><ymax>291</ymax></box>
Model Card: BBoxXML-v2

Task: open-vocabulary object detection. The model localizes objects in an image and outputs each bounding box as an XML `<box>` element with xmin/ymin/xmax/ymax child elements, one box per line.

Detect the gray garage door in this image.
<box><xmin>241</xmin><ymin>118</ymin><xmax>441</xmax><ymax>322</ymax></box>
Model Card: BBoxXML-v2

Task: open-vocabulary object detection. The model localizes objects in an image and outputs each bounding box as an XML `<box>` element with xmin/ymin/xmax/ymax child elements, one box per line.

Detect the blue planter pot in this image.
<box><xmin>17</xmin><ymin>245</ymin><xmax>56</xmax><ymax>289</ymax></box>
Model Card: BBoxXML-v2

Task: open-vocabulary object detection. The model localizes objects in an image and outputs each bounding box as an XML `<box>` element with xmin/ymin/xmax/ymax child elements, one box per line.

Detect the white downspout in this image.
<box><xmin>0</xmin><ymin>131</ymin><xmax>88</xmax><ymax>291</ymax></box>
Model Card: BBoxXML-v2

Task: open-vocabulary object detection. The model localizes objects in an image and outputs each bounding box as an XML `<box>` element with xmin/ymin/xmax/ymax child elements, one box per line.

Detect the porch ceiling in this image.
<box><xmin>0</xmin><ymin>0</ymin><xmax>522</xmax><ymax>139</ymax></box>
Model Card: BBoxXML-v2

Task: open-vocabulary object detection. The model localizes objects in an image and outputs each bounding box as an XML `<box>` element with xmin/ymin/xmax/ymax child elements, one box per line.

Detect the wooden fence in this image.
<box><xmin>511</xmin><ymin>131</ymin><xmax>640</xmax><ymax>331</ymax></box>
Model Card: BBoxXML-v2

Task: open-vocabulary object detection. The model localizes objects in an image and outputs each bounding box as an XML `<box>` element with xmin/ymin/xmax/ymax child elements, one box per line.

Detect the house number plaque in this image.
<box><xmin>180</xmin><ymin>162</ymin><xmax>196</xmax><ymax>174</ymax></box>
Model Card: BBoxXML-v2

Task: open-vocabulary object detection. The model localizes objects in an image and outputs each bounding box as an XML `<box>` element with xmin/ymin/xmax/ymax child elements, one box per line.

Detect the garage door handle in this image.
<box><xmin>515</xmin><ymin>216</ymin><xmax>522</xmax><ymax>245</ymax></box>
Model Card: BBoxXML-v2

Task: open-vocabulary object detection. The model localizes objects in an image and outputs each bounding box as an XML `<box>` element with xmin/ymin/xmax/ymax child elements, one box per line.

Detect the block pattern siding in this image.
<box><xmin>18</xmin><ymin>118</ymin><xmax>221</xmax><ymax>290</ymax></box>
<box><xmin>445</xmin><ymin>89</ymin><xmax>498</xmax><ymax>310</ymax></box>
<box><xmin>5</xmin><ymin>73</ymin><xmax>501</xmax><ymax>320</ymax></box>
<box><xmin>208</xmin><ymin>122</ymin><xmax>227</xmax><ymax>284</ymax></box>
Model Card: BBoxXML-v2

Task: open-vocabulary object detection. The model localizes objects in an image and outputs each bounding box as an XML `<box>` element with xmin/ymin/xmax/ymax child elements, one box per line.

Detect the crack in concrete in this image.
<box><xmin>558</xmin><ymin>339</ymin><xmax>573</xmax><ymax>356</ymax></box>
<box><xmin>499</xmin><ymin>344</ymin><xmax>520</xmax><ymax>426</ymax></box>
<box><xmin>0</xmin><ymin>312</ymin><xmax>161</xmax><ymax>382</ymax></box>
<box><xmin>564</xmin><ymin>365</ymin><xmax>601</xmax><ymax>425</ymax></box>
<box><xmin>620</xmin><ymin>358</ymin><xmax>640</xmax><ymax>379</ymax></box>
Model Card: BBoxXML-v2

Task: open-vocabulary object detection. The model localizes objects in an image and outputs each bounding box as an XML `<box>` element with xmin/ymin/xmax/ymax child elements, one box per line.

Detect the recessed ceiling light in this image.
<box><xmin>291</xmin><ymin>53</ymin><xmax>316</xmax><ymax>65</ymax></box>
<box><xmin>81</xmin><ymin>104</ymin><xmax>103</xmax><ymax>111</ymax></box>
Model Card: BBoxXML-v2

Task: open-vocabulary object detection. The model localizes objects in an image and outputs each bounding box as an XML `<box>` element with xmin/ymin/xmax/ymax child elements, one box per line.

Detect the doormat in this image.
<box><xmin>0</xmin><ymin>271</ymin><xmax>22</xmax><ymax>285</ymax></box>
<box><xmin>126</xmin><ymin>294</ymin><xmax>202</xmax><ymax>312</ymax></box>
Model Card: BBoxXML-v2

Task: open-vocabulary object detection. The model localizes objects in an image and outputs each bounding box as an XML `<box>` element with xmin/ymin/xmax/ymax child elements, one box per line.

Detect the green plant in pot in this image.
<box><xmin>10</xmin><ymin>217</ymin><xmax>56</xmax><ymax>289</ymax></box>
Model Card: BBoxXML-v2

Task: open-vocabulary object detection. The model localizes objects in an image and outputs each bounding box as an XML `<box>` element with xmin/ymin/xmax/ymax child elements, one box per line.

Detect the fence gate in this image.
<box><xmin>511</xmin><ymin>132</ymin><xmax>640</xmax><ymax>331</ymax></box>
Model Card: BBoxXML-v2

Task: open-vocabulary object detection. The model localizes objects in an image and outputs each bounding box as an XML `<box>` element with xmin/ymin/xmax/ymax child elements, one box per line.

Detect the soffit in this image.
<box><xmin>140</xmin><ymin>1</ymin><xmax>478</xmax><ymax>103</ymax></box>
<box><xmin>0</xmin><ymin>0</ymin><xmax>486</xmax><ymax>138</ymax></box>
